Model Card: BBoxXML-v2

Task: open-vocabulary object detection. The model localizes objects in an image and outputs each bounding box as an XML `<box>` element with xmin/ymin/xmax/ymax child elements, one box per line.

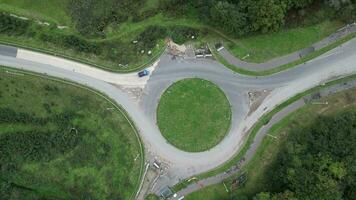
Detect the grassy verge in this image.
<box><xmin>0</xmin><ymin>66</ymin><xmax>144</xmax><ymax>199</ymax></box>
<box><xmin>184</xmin><ymin>83</ymin><xmax>356</xmax><ymax>200</ymax></box>
<box><xmin>211</xmin><ymin>32</ymin><xmax>356</xmax><ymax>76</ymax></box>
<box><xmin>225</xmin><ymin>20</ymin><xmax>344</xmax><ymax>63</ymax></box>
<box><xmin>157</xmin><ymin>78</ymin><xmax>231</xmax><ymax>152</ymax></box>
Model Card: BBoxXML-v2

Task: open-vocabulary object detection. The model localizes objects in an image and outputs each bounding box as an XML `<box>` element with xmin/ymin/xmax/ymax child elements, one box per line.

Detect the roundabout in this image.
<box><xmin>157</xmin><ymin>78</ymin><xmax>231</xmax><ymax>152</ymax></box>
<box><xmin>0</xmin><ymin>38</ymin><xmax>356</xmax><ymax>198</ymax></box>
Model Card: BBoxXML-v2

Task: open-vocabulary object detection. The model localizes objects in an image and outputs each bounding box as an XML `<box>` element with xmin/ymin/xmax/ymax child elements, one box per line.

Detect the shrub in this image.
<box><xmin>39</xmin><ymin>33</ymin><xmax>102</xmax><ymax>55</ymax></box>
<box><xmin>103</xmin><ymin>42</ymin><xmax>135</xmax><ymax>65</ymax></box>
<box><xmin>68</xmin><ymin>0</ymin><xmax>143</xmax><ymax>36</ymax></box>
<box><xmin>137</xmin><ymin>26</ymin><xmax>167</xmax><ymax>49</ymax></box>
<box><xmin>63</xmin><ymin>35</ymin><xmax>102</xmax><ymax>54</ymax></box>
<box><xmin>132</xmin><ymin>9</ymin><xmax>160</xmax><ymax>22</ymax></box>
<box><xmin>169</xmin><ymin>26</ymin><xmax>199</xmax><ymax>44</ymax></box>
<box><xmin>0</xmin><ymin>13</ymin><xmax>30</xmax><ymax>35</ymax></box>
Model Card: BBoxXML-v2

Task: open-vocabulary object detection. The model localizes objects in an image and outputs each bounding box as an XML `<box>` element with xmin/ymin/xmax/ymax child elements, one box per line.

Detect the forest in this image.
<box><xmin>252</xmin><ymin>111</ymin><xmax>356</xmax><ymax>200</ymax></box>
<box><xmin>160</xmin><ymin>0</ymin><xmax>356</xmax><ymax>36</ymax></box>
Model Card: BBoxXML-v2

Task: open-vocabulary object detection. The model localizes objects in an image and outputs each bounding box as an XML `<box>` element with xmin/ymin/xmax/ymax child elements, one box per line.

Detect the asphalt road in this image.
<box><xmin>0</xmin><ymin>38</ymin><xmax>356</xmax><ymax>195</ymax></box>
<box><xmin>0</xmin><ymin>45</ymin><xmax>17</xmax><ymax>57</ymax></box>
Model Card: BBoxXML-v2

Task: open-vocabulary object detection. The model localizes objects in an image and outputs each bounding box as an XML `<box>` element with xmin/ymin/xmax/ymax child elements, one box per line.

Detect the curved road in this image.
<box><xmin>1</xmin><ymin>38</ymin><xmax>356</xmax><ymax>195</ymax></box>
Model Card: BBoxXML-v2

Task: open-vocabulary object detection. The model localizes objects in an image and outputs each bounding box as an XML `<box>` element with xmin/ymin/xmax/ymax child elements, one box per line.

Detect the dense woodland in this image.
<box><xmin>251</xmin><ymin>112</ymin><xmax>356</xmax><ymax>200</ymax></box>
<box><xmin>66</xmin><ymin>0</ymin><xmax>356</xmax><ymax>38</ymax></box>
<box><xmin>160</xmin><ymin>0</ymin><xmax>356</xmax><ymax>36</ymax></box>
<box><xmin>4</xmin><ymin>0</ymin><xmax>355</xmax><ymax>40</ymax></box>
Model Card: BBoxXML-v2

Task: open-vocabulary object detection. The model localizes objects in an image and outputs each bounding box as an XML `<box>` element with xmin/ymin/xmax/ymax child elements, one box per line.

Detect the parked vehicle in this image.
<box><xmin>138</xmin><ymin>69</ymin><xmax>149</xmax><ymax>77</ymax></box>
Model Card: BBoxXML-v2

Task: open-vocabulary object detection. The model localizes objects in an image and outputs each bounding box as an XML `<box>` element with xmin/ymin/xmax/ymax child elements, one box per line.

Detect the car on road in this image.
<box><xmin>138</xmin><ymin>69</ymin><xmax>149</xmax><ymax>77</ymax></box>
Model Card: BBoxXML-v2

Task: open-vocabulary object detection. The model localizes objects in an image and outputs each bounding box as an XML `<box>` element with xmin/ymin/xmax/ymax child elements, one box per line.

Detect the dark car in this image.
<box><xmin>138</xmin><ymin>69</ymin><xmax>149</xmax><ymax>77</ymax></box>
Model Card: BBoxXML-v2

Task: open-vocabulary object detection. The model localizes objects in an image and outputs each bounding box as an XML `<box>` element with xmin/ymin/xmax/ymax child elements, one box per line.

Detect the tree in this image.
<box><xmin>289</xmin><ymin>0</ymin><xmax>315</xmax><ymax>8</ymax></box>
<box><xmin>210</xmin><ymin>1</ymin><xmax>248</xmax><ymax>35</ymax></box>
<box><xmin>254</xmin><ymin>192</ymin><xmax>272</xmax><ymax>200</ymax></box>
<box><xmin>253</xmin><ymin>112</ymin><xmax>356</xmax><ymax>200</ymax></box>
<box><xmin>247</xmin><ymin>0</ymin><xmax>288</xmax><ymax>33</ymax></box>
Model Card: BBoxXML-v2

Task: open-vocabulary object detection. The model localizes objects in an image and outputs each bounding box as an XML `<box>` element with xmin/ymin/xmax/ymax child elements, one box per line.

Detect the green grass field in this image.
<box><xmin>226</xmin><ymin>20</ymin><xmax>344</xmax><ymax>63</ymax></box>
<box><xmin>0</xmin><ymin>0</ymin><xmax>72</xmax><ymax>26</ymax></box>
<box><xmin>0</xmin><ymin>67</ymin><xmax>143</xmax><ymax>199</ymax></box>
<box><xmin>184</xmin><ymin>88</ymin><xmax>356</xmax><ymax>200</ymax></box>
<box><xmin>157</xmin><ymin>78</ymin><xmax>231</xmax><ymax>152</ymax></box>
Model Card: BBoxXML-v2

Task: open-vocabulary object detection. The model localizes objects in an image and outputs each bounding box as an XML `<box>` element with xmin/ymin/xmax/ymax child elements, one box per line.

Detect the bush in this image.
<box><xmin>169</xmin><ymin>26</ymin><xmax>199</xmax><ymax>44</ymax></box>
<box><xmin>137</xmin><ymin>26</ymin><xmax>167</xmax><ymax>49</ymax></box>
<box><xmin>68</xmin><ymin>0</ymin><xmax>143</xmax><ymax>36</ymax></box>
<box><xmin>132</xmin><ymin>9</ymin><xmax>160</xmax><ymax>23</ymax></box>
<box><xmin>103</xmin><ymin>41</ymin><xmax>136</xmax><ymax>65</ymax></box>
<box><xmin>63</xmin><ymin>35</ymin><xmax>102</xmax><ymax>54</ymax></box>
<box><xmin>40</xmin><ymin>33</ymin><xmax>102</xmax><ymax>55</ymax></box>
<box><xmin>0</xmin><ymin>13</ymin><xmax>30</xmax><ymax>35</ymax></box>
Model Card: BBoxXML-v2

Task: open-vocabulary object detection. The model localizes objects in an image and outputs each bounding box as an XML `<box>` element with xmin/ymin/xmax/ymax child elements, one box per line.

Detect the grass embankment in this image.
<box><xmin>157</xmin><ymin>78</ymin><xmax>231</xmax><ymax>152</ymax></box>
<box><xmin>0</xmin><ymin>67</ymin><xmax>143</xmax><ymax>199</ymax></box>
<box><xmin>184</xmin><ymin>87</ymin><xmax>356</xmax><ymax>200</ymax></box>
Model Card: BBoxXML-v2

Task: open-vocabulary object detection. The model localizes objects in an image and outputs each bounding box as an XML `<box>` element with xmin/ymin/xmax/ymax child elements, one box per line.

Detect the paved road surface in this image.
<box><xmin>0</xmin><ymin>38</ymin><xmax>355</xmax><ymax>196</ymax></box>
<box><xmin>0</xmin><ymin>45</ymin><xmax>17</xmax><ymax>57</ymax></box>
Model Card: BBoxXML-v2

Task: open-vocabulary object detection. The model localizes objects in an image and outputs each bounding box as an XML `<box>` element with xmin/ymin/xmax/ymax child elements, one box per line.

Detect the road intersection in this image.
<box><xmin>1</xmin><ymin>38</ymin><xmax>356</xmax><ymax>197</ymax></box>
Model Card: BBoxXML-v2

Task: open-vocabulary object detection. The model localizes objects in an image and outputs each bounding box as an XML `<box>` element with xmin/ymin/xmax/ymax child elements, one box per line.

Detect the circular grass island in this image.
<box><xmin>157</xmin><ymin>78</ymin><xmax>231</xmax><ymax>152</ymax></box>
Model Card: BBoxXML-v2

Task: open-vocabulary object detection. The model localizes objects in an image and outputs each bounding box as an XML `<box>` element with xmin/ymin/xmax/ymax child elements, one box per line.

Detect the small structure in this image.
<box><xmin>153</xmin><ymin>161</ymin><xmax>160</xmax><ymax>169</ymax></box>
<box><xmin>215</xmin><ymin>43</ymin><xmax>224</xmax><ymax>51</ymax></box>
<box><xmin>194</xmin><ymin>45</ymin><xmax>212</xmax><ymax>58</ymax></box>
<box><xmin>299</xmin><ymin>46</ymin><xmax>315</xmax><ymax>58</ymax></box>
<box><xmin>159</xmin><ymin>186</ymin><xmax>174</xmax><ymax>199</ymax></box>
<box><xmin>231</xmin><ymin>172</ymin><xmax>247</xmax><ymax>191</ymax></box>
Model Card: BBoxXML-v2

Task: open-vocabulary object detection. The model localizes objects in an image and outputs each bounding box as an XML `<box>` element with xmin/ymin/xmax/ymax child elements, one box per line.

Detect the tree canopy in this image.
<box><xmin>252</xmin><ymin>111</ymin><xmax>356</xmax><ymax>200</ymax></box>
<box><xmin>160</xmin><ymin>0</ymin><xmax>356</xmax><ymax>36</ymax></box>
